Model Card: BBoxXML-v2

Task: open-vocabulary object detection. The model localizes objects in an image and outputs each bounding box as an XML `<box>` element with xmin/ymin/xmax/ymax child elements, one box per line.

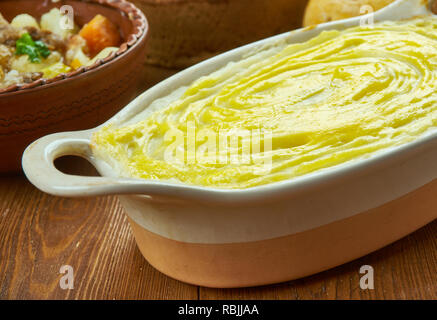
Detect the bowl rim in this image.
<box><xmin>0</xmin><ymin>0</ymin><xmax>148</xmax><ymax>96</ymax></box>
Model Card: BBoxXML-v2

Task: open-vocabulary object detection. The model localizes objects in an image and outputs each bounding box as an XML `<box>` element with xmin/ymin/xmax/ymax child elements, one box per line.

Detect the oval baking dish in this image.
<box><xmin>23</xmin><ymin>0</ymin><xmax>437</xmax><ymax>288</ymax></box>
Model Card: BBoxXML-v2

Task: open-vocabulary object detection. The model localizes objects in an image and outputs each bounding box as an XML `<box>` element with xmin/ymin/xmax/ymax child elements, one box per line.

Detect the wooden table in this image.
<box><xmin>0</xmin><ymin>155</ymin><xmax>436</xmax><ymax>300</ymax></box>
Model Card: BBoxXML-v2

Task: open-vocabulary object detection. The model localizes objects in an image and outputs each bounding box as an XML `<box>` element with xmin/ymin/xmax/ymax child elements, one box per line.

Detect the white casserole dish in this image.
<box><xmin>23</xmin><ymin>0</ymin><xmax>437</xmax><ymax>288</ymax></box>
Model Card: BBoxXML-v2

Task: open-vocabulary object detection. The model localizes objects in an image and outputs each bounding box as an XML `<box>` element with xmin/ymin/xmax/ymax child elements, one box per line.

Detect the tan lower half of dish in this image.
<box><xmin>128</xmin><ymin>179</ymin><xmax>437</xmax><ymax>288</ymax></box>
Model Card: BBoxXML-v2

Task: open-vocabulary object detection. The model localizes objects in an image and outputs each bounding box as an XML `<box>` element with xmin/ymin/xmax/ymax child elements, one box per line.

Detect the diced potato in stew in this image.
<box><xmin>0</xmin><ymin>8</ymin><xmax>121</xmax><ymax>89</ymax></box>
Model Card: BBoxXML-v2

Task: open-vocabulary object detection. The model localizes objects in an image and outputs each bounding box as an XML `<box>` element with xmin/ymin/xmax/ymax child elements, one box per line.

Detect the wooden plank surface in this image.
<box><xmin>0</xmin><ymin>156</ymin><xmax>436</xmax><ymax>300</ymax></box>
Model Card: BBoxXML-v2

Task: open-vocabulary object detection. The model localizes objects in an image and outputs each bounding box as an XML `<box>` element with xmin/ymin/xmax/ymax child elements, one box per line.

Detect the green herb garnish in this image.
<box><xmin>15</xmin><ymin>33</ymin><xmax>51</xmax><ymax>63</ymax></box>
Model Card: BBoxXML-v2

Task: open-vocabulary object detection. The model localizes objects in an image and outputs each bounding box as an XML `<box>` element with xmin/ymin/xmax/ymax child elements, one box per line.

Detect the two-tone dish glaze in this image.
<box><xmin>23</xmin><ymin>0</ymin><xmax>437</xmax><ymax>287</ymax></box>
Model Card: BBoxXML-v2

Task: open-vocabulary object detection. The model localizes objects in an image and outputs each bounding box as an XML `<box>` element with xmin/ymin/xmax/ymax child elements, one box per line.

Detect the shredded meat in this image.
<box><xmin>25</xmin><ymin>26</ymin><xmax>67</xmax><ymax>54</ymax></box>
<box><xmin>0</xmin><ymin>13</ymin><xmax>19</xmax><ymax>46</ymax></box>
<box><xmin>0</xmin><ymin>44</ymin><xmax>12</xmax><ymax>67</ymax></box>
<box><xmin>21</xmin><ymin>71</ymin><xmax>43</xmax><ymax>83</ymax></box>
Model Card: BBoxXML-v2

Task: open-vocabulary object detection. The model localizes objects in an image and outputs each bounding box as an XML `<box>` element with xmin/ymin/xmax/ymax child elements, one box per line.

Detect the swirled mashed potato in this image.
<box><xmin>93</xmin><ymin>17</ymin><xmax>437</xmax><ymax>189</ymax></box>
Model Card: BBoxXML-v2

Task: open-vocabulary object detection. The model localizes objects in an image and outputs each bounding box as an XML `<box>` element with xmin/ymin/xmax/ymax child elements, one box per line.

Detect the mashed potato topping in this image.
<box><xmin>93</xmin><ymin>17</ymin><xmax>437</xmax><ymax>189</ymax></box>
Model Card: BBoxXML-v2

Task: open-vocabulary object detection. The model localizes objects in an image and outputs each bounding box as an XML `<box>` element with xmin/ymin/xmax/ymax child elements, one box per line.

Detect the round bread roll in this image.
<box><xmin>303</xmin><ymin>0</ymin><xmax>395</xmax><ymax>26</ymax></box>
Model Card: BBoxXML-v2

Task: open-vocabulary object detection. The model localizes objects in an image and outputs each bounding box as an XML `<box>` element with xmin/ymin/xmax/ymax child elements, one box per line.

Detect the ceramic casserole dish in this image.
<box><xmin>23</xmin><ymin>0</ymin><xmax>437</xmax><ymax>288</ymax></box>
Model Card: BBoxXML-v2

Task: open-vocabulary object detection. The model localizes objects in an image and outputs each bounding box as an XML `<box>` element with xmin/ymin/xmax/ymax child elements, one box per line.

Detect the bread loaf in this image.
<box><xmin>303</xmin><ymin>0</ymin><xmax>395</xmax><ymax>26</ymax></box>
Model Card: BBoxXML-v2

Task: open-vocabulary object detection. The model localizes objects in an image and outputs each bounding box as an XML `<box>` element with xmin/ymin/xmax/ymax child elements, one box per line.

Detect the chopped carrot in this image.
<box><xmin>79</xmin><ymin>14</ymin><xmax>120</xmax><ymax>57</ymax></box>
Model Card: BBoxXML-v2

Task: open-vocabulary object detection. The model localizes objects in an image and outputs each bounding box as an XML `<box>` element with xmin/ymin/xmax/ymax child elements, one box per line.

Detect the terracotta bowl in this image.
<box><xmin>0</xmin><ymin>0</ymin><xmax>148</xmax><ymax>173</ymax></box>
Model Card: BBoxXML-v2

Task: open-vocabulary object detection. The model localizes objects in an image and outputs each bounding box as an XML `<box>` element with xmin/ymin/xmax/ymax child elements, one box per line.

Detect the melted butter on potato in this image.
<box><xmin>11</xmin><ymin>51</ymin><xmax>62</xmax><ymax>74</ymax></box>
<box><xmin>92</xmin><ymin>17</ymin><xmax>436</xmax><ymax>188</ymax></box>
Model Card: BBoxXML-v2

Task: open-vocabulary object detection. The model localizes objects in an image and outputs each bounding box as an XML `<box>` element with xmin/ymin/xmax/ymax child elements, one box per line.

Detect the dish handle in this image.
<box><xmin>21</xmin><ymin>130</ymin><xmax>153</xmax><ymax>197</ymax></box>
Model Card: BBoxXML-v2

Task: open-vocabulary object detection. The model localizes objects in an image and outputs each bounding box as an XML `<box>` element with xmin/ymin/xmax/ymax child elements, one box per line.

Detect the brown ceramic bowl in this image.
<box><xmin>0</xmin><ymin>0</ymin><xmax>148</xmax><ymax>173</ymax></box>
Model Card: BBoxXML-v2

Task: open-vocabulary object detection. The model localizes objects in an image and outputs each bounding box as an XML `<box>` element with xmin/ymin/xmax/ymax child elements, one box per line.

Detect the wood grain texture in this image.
<box><xmin>0</xmin><ymin>157</ymin><xmax>436</xmax><ymax>300</ymax></box>
<box><xmin>0</xmin><ymin>158</ymin><xmax>197</xmax><ymax>300</ymax></box>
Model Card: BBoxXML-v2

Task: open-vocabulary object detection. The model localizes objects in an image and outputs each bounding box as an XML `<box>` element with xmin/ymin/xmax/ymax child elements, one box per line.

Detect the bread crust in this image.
<box><xmin>303</xmin><ymin>0</ymin><xmax>395</xmax><ymax>26</ymax></box>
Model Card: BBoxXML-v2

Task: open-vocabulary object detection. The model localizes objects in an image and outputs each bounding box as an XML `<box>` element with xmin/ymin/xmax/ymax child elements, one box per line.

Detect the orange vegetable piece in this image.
<box><xmin>79</xmin><ymin>14</ymin><xmax>121</xmax><ymax>57</ymax></box>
